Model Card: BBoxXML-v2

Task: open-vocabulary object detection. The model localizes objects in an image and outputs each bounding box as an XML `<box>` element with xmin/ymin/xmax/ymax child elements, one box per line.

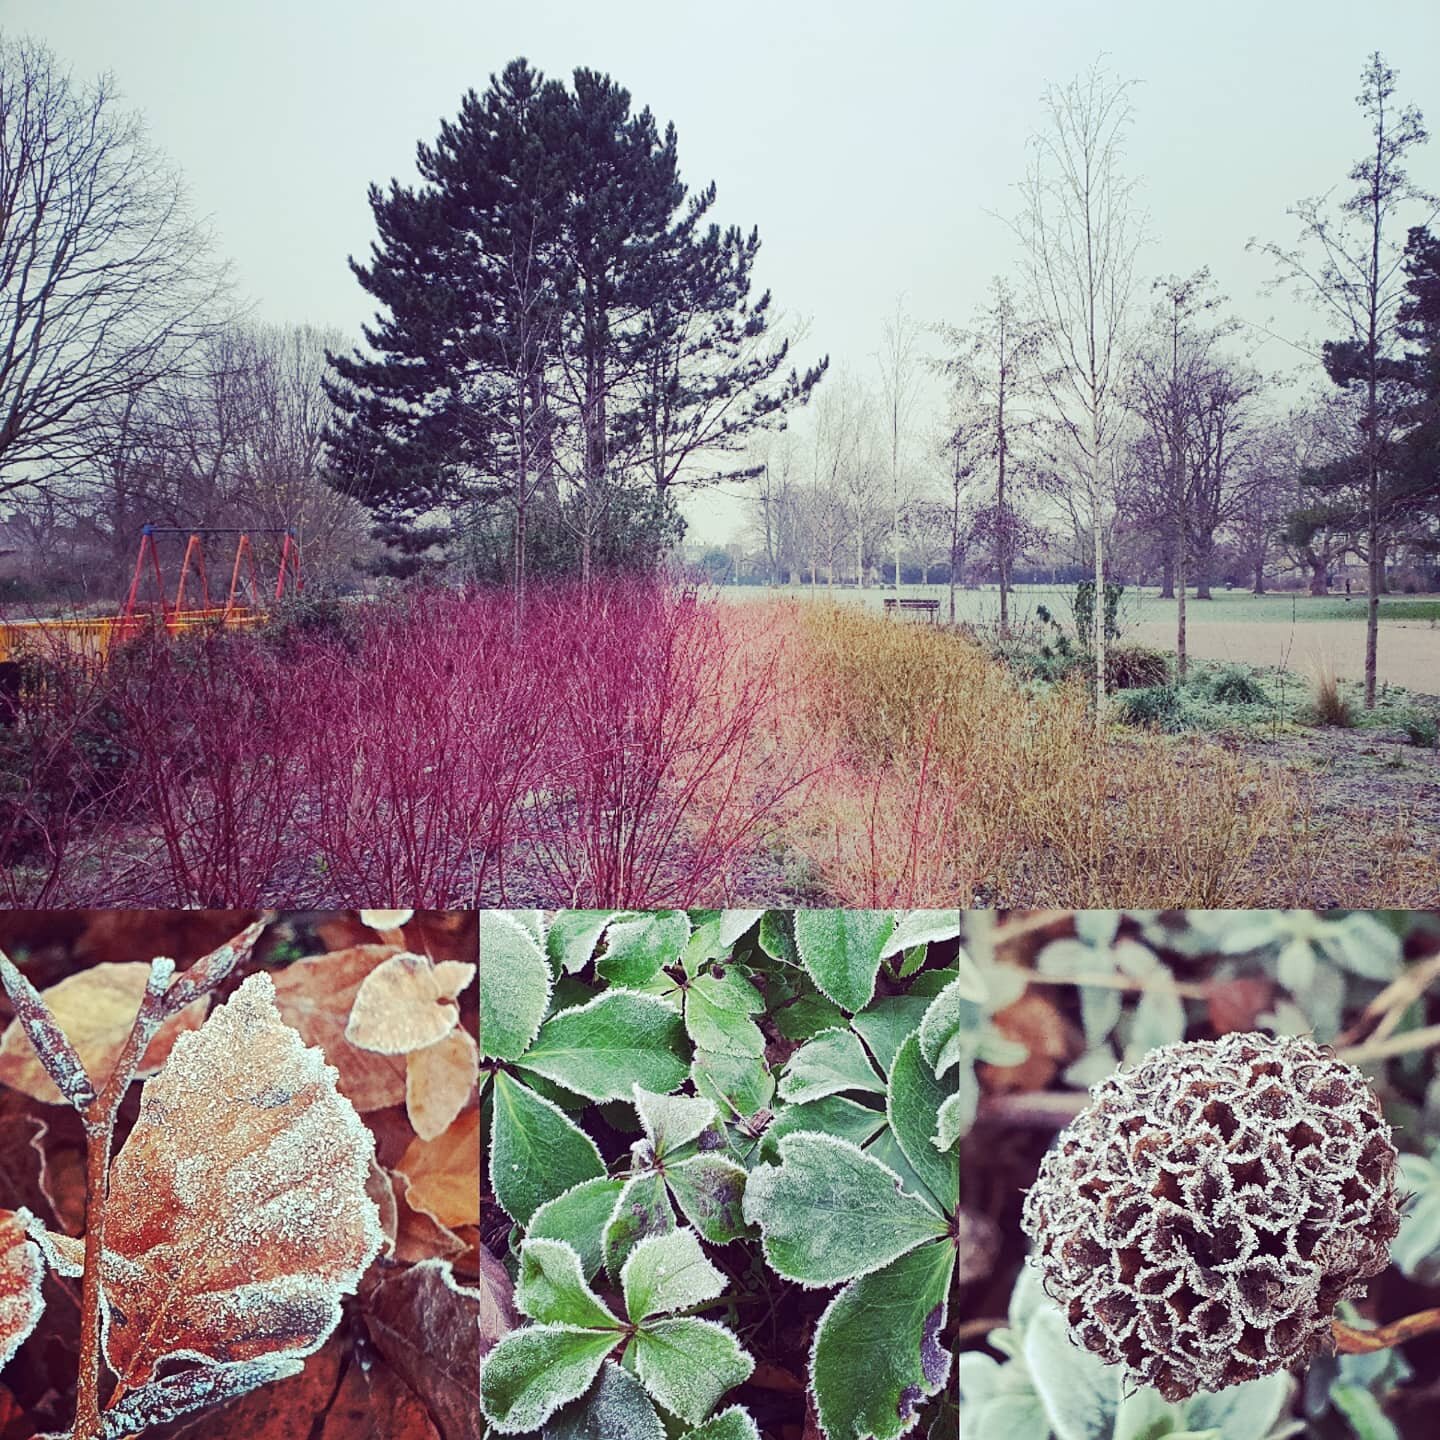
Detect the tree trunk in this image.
<box><xmin>1176</xmin><ymin>538</ymin><xmax>1187</xmax><ymax>684</ymax></box>
<box><xmin>1159</xmin><ymin>550</ymin><xmax>1175</xmax><ymax>599</ymax></box>
<box><xmin>1092</xmin><ymin>433</ymin><xmax>1107</xmax><ymax>726</ymax></box>
<box><xmin>1252</xmin><ymin>559</ymin><xmax>1265</xmax><ymax>595</ymax></box>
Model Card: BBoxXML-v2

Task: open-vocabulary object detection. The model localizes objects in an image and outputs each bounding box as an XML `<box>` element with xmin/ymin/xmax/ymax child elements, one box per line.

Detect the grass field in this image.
<box><xmin>722</xmin><ymin>580</ymin><xmax>1440</xmax><ymax>625</ymax></box>
<box><xmin>723</xmin><ymin>583</ymin><xmax>1440</xmax><ymax>693</ymax></box>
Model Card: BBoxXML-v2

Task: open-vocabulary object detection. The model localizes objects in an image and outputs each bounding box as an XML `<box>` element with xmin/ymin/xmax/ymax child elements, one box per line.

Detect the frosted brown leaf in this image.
<box><xmin>0</xmin><ymin>963</ymin><xmax>207</xmax><ymax>1106</ymax></box>
<box><xmin>363</xmin><ymin>1258</ymin><xmax>482</xmax><ymax>1440</ymax></box>
<box><xmin>345</xmin><ymin>953</ymin><xmax>476</xmax><ymax>1056</ymax></box>
<box><xmin>406</xmin><ymin>1028</ymin><xmax>479</xmax><ymax>1142</ymax></box>
<box><xmin>271</xmin><ymin>946</ymin><xmax>408</xmax><ymax>1112</ymax></box>
<box><xmin>0</xmin><ymin>1208</ymin><xmax>44</xmax><ymax>1372</ymax></box>
<box><xmin>98</xmin><ymin>973</ymin><xmax>384</xmax><ymax>1386</ymax></box>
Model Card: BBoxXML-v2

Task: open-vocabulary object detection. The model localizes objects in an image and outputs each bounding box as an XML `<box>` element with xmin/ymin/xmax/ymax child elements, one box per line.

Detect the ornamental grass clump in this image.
<box><xmin>1021</xmin><ymin>1032</ymin><xmax>1401</xmax><ymax>1401</ymax></box>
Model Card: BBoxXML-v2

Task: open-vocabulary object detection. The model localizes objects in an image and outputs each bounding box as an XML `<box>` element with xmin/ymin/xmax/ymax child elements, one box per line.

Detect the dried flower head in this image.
<box><xmin>1021</xmin><ymin>1032</ymin><xmax>1400</xmax><ymax>1401</ymax></box>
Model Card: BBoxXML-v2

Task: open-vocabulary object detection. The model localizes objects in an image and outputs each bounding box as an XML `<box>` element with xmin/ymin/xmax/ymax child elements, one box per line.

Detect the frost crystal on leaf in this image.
<box><xmin>1021</xmin><ymin>1031</ymin><xmax>1401</xmax><ymax>1401</ymax></box>
<box><xmin>98</xmin><ymin>972</ymin><xmax>384</xmax><ymax>1386</ymax></box>
<box><xmin>0</xmin><ymin>1208</ymin><xmax>44</xmax><ymax>1373</ymax></box>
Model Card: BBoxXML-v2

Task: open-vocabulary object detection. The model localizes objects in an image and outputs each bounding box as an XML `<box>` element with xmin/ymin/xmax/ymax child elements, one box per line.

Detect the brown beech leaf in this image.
<box><xmin>364</xmin><ymin>1258</ymin><xmax>482</xmax><ymax>1440</ymax></box>
<box><xmin>478</xmin><ymin>1247</ymin><xmax>514</xmax><ymax>1360</ymax></box>
<box><xmin>0</xmin><ymin>1208</ymin><xmax>44</xmax><ymax>1371</ymax></box>
<box><xmin>394</xmin><ymin>1110</ymin><xmax>480</xmax><ymax>1229</ymax></box>
<box><xmin>172</xmin><ymin>1336</ymin><xmax>345</xmax><ymax>1440</ymax></box>
<box><xmin>0</xmin><ymin>963</ymin><xmax>207</xmax><ymax>1106</ymax></box>
<box><xmin>393</xmin><ymin>1187</ymin><xmax>467</xmax><ymax>1267</ymax></box>
<box><xmin>345</xmin><ymin>954</ymin><xmax>476</xmax><ymax>1056</ymax></box>
<box><xmin>97</xmin><ymin>973</ymin><xmax>383</xmax><ymax>1387</ymax></box>
<box><xmin>320</xmin><ymin>1352</ymin><xmax>440</xmax><ymax>1440</ymax></box>
<box><xmin>271</xmin><ymin>946</ymin><xmax>408</xmax><ymax>1112</ymax></box>
<box><xmin>406</xmin><ymin>1028</ymin><xmax>478</xmax><ymax>1142</ymax></box>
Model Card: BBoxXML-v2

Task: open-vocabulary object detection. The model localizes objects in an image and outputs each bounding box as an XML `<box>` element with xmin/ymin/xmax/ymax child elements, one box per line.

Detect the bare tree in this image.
<box><xmin>0</xmin><ymin>35</ymin><xmax>226</xmax><ymax>501</ymax></box>
<box><xmin>1127</xmin><ymin>270</ymin><xmax>1226</xmax><ymax>680</ymax></box>
<box><xmin>937</xmin><ymin>276</ymin><xmax>1047</xmax><ymax>634</ymax></box>
<box><xmin>1252</xmin><ymin>52</ymin><xmax>1434</xmax><ymax>707</ymax></box>
<box><xmin>875</xmin><ymin>297</ymin><xmax>924</xmax><ymax>591</ymax></box>
<box><xmin>1015</xmin><ymin>60</ymin><xmax>1144</xmax><ymax>719</ymax></box>
<box><xmin>904</xmin><ymin>496</ymin><xmax>952</xmax><ymax>585</ymax></box>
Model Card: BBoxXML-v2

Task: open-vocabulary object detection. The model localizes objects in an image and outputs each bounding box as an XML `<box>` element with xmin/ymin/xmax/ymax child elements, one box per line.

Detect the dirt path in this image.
<box><xmin>1130</xmin><ymin>617</ymin><xmax>1440</xmax><ymax>695</ymax></box>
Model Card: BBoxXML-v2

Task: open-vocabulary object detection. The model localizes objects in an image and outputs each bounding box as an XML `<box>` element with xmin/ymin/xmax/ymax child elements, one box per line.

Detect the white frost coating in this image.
<box><xmin>98</xmin><ymin>973</ymin><xmax>384</xmax><ymax>1384</ymax></box>
<box><xmin>1022</xmin><ymin>1031</ymin><xmax>1400</xmax><ymax>1402</ymax></box>
<box><xmin>22</xmin><ymin>1213</ymin><xmax>83</xmax><ymax>1277</ymax></box>
<box><xmin>620</xmin><ymin>1228</ymin><xmax>725</xmax><ymax>1322</ymax></box>
<box><xmin>0</xmin><ymin>1207</ymin><xmax>45</xmax><ymax>1371</ymax></box>
<box><xmin>631</xmin><ymin>1084</ymin><xmax>717</xmax><ymax>1154</ymax></box>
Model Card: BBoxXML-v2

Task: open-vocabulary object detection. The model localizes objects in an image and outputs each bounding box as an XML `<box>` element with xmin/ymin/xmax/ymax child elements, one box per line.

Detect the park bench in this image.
<box><xmin>882</xmin><ymin>597</ymin><xmax>941</xmax><ymax>621</ymax></box>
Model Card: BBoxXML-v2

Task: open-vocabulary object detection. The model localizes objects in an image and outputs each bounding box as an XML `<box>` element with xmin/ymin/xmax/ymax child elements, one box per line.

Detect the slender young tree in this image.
<box><xmin>1015</xmin><ymin>61</ymin><xmax>1144</xmax><ymax>720</ymax></box>
<box><xmin>876</xmin><ymin>297</ymin><xmax>924</xmax><ymax>590</ymax></box>
<box><xmin>936</xmin><ymin>277</ymin><xmax>1046</xmax><ymax>634</ymax></box>
<box><xmin>1253</xmin><ymin>52</ymin><xmax>1434</xmax><ymax>708</ymax></box>
<box><xmin>1128</xmin><ymin>270</ymin><xmax>1225</xmax><ymax>680</ymax></box>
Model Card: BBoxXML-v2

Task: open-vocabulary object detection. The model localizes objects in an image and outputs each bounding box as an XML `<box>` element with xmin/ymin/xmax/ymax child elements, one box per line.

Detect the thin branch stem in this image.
<box><xmin>1024</xmin><ymin>971</ymin><xmax>1210</xmax><ymax>1000</ymax></box>
<box><xmin>992</xmin><ymin>910</ymin><xmax>1074</xmax><ymax>948</ymax></box>
<box><xmin>1337</xmin><ymin>1023</ymin><xmax>1440</xmax><ymax>1067</ymax></box>
<box><xmin>1334</xmin><ymin>1309</ymin><xmax>1440</xmax><ymax>1354</ymax></box>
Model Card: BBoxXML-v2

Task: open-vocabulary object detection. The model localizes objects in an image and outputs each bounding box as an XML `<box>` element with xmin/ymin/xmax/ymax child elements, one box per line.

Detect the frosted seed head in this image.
<box><xmin>1020</xmin><ymin>1032</ymin><xmax>1401</xmax><ymax>1401</ymax></box>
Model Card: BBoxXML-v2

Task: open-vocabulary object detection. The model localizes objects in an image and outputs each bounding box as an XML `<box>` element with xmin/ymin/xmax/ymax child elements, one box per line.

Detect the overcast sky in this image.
<box><xmin>8</xmin><ymin>1</ymin><xmax>1440</xmax><ymax>543</ymax></box>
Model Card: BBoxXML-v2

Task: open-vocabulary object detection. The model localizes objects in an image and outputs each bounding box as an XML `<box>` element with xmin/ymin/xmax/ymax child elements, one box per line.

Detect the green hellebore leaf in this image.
<box><xmin>774</xmin><ymin>992</ymin><xmax>851</xmax><ymax>1041</ymax></box>
<box><xmin>479</xmin><ymin>912</ymin><xmax>553</xmax><ymax>1061</ymax></box>
<box><xmin>888</xmin><ymin>1031</ymin><xmax>959</xmax><ymax>1214</ymax></box>
<box><xmin>777</xmin><ymin>1028</ymin><xmax>885</xmax><ymax>1104</ymax></box>
<box><xmin>547</xmin><ymin>911</ymin><xmax>621</xmax><ymax>975</ymax></box>
<box><xmin>742</xmin><ymin>1132</ymin><xmax>948</xmax><ymax>1287</ymax></box>
<box><xmin>515</xmin><ymin>991</ymin><xmax>689</xmax><ymax>1102</ymax></box>
<box><xmin>631</xmin><ymin>1316</ymin><xmax>754</xmax><ymax>1427</ymax></box>
<box><xmin>604</xmin><ymin>1170</ymin><xmax>675</xmax><ymax>1278</ymax></box>
<box><xmin>758</xmin><ymin>910</ymin><xmax>799</xmax><ymax>966</ymax></box>
<box><xmin>881</xmin><ymin>909</ymin><xmax>962</xmax><ymax>956</ymax></box>
<box><xmin>542</xmin><ymin>1360</ymin><xmax>666</xmax><ymax>1440</ymax></box>
<box><xmin>761</xmin><ymin>1095</ymin><xmax>887</xmax><ymax>1158</ymax></box>
<box><xmin>621</xmin><ymin>1227</ymin><xmax>726</xmax><ymax>1323</ymax></box>
<box><xmin>691</xmin><ymin>1049</ymin><xmax>775</xmax><ymax>1117</ymax></box>
<box><xmin>527</xmin><ymin>1176</ymin><xmax>628</xmax><ymax>1282</ymax></box>
<box><xmin>793</xmin><ymin>909</ymin><xmax>897</xmax><ymax>1013</ymax></box>
<box><xmin>918</xmin><ymin>977</ymin><xmax>966</xmax><ymax>1080</ymax></box>
<box><xmin>479</xmin><ymin>1324</ymin><xmax>619</xmax><ymax>1434</ymax></box>
<box><xmin>852</xmin><ymin>994</ymin><xmax>933</xmax><ymax>1075</ymax></box>
<box><xmin>516</xmin><ymin>1238</ymin><xmax>620</xmax><ymax>1330</ymax></box>
<box><xmin>811</xmin><ymin>1240</ymin><xmax>955</xmax><ymax>1440</ymax></box>
<box><xmin>667</xmin><ymin>1154</ymin><xmax>750</xmax><ymax>1244</ymax></box>
<box><xmin>678</xmin><ymin>1406</ymin><xmax>763</xmax><ymax>1440</ymax></box>
<box><xmin>716</xmin><ymin>910</ymin><xmax>765</xmax><ymax>949</ymax></box>
<box><xmin>686</xmin><ymin>970</ymin><xmax>765</xmax><ymax>1057</ymax></box>
<box><xmin>632</xmin><ymin>1085</ymin><xmax>719</xmax><ymax>1156</ymax></box>
<box><xmin>598</xmin><ymin>911</ymin><xmax>691</xmax><ymax>986</ymax></box>
<box><xmin>490</xmin><ymin>1071</ymin><xmax>605</xmax><ymax>1226</ymax></box>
